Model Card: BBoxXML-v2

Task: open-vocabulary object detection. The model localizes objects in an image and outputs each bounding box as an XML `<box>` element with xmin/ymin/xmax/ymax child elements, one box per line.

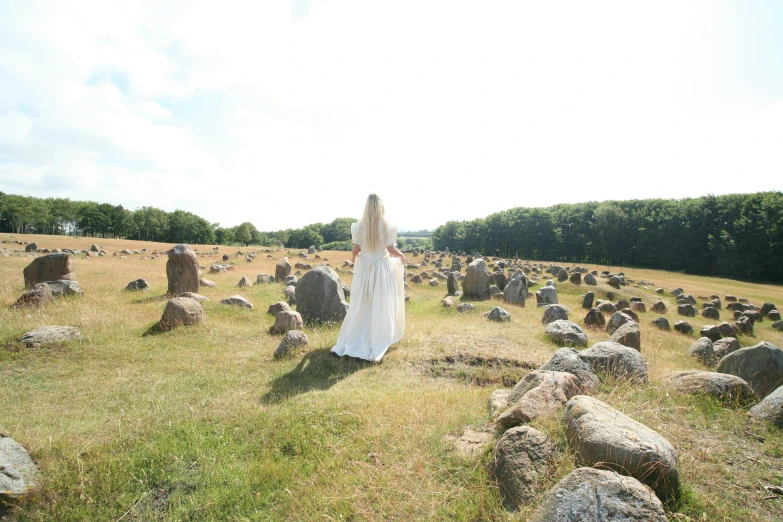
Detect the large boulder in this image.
<box><xmin>662</xmin><ymin>370</ymin><xmax>754</xmax><ymax>403</ymax></box>
<box><xmin>23</xmin><ymin>252</ymin><xmax>75</xmax><ymax>288</ymax></box>
<box><xmin>503</xmin><ymin>271</ymin><xmax>529</xmax><ymax>306</ymax></box>
<box><xmin>45</xmin><ymin>279</ymin><xmax>84</xmax><ymax>297</ymax></box>
<box><xmin>699</xmin><ymin>324</ymin><xmax>721</xmax><ymax>342</ymax></box>
<box><xmin>609</xmin><ymin>321</ymin><xmax>641</xmax><ymax>351</ymax></box>
<box><xmin>538</xmin><ymin>348</ymin><xmax>599</xmax><ymax>392</ymax></box>
<box><xmin>275</xmin><ymin>259</ymin><xmax>292</xmax><ymax>281</ymax></box>
<box><xmin>544</xmin><ymin>320</ymin><xmax>587</xmax><ymax>347</ymax></box>
<box><xmin>462</xmin><ymin>259</ymin><xmax>491</xmax><ymax>299</ymax></box>
<box><xmin>159</xmin><ymin>297</ymin><xmax>206</xmax><ymax>331</ymax></box>
<box><xmin>596</xmin><ymin>301</ymin><xmax>617</xmax><ymax>314</ymax></box>
<box><xmin>529</xmin><ymin>467</ymin><xmax>667</xmax><ymax>522</ymax></box>
<box><xmin>748</xmin><ymin>385</ymin><xmax>783</xmax><ymax>428</ymax></box>
<box><xmin>490</xmin><ymin>426</ymin><xmax>556</xmax><ymax>508</ymax></box>
<box><xmin>20</xmin><ymin>326</ymin><xmax>81</xmax><ymax>348</ymax></box>
<box><xmin>579</xmin><ymin>342</ymin><xmax>648</xmax><ymax>381</ymax></box>
<box><xmin>295</xmin><ymin>266</ymin><xmax>349</xmax><ymax>323</ymax></box>
<box><xmin>24</xmin><ymin>242</ymin><xmax>37</xmax><ymax>252</ymax></box>
<box><xmin>674</xmin><ymin>320</ymin><xmax>693</xmax><ymax>334</ymax></box>
<box><xmin>565</xmin><ymin>395</ymin><xmax>679</xmax><ymax>499</ymax></box>
<box><xmin>490</xmin><ymin>272</ymin><xmax>508</xmax><ymax>291</ymax></box>
<box><xmin>0</xmin><ymin>435</ymin><xmax>39</xmax><ymax>501</ymax></box>
<box><xmin>717</xmin><ymin>342</ymin><xmax>783</xmax><ymax>398</ymax></box>
<box><xmin>701</xmin><ymin>307</ymin><xmax>720</xmax><ymax>320</ymax></box>
<box><xmin>166</xmin><ymin>245</ymin><xmax>199</xmax><ymax>295</ymax></box>
<box><xmin>541</xmin><ymin>304</ymin><xmax>569</xmax><ymax>325</ymax></box>
<box><xmin>12</xmin><ymin>284</ymin><xmax>53</xmax><ymax>308</ymax></box>
<box><xmin>497</xmin><ymin>370</ymin><xmax>583</xmax><ymax>429</ymax></box>
<box><xmin>761</xmin><ymin>302</ymin><xmax>778</xmax><ymax>317</ymax></box>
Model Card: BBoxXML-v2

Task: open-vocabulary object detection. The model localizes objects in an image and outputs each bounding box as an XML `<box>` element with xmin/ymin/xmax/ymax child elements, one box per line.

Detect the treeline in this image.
<box><xmin>432</xmin><ymin>192</ymin><xmax>783</xmax><ymax>282</ymax></box>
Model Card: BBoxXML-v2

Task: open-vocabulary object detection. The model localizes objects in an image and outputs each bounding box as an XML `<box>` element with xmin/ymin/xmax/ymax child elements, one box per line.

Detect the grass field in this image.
<box><xmin>1</xmin><ymin>233</ymin><xmax>782</xmax><ymax>521</ymax></box>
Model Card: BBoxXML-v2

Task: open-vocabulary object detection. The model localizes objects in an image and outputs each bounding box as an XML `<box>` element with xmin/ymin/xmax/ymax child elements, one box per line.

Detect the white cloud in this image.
<box><xmin>0</xmin><ymin>0</ymin><xmax>781</xmax><ymax>230</ymax></box>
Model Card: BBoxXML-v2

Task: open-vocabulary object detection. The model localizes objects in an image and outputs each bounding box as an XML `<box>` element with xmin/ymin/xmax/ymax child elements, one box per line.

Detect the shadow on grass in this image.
<box><xmin>131</xmin><ymin>293</ymin><xmax>169</xmax><ymax>305</ymax></box>
<box><xmin>261</xmin><ymin>348</ymin><xmax>370</xmax><ymax>404</ymax></box>
<box><xmin>142</xmin><ymin>322</ymin><xmax>166</xmax><ymax>336</ymax></box>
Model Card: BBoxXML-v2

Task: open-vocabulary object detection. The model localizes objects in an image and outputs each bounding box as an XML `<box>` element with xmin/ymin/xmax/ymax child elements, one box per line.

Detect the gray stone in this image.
<box><xmin>568</xmin><ymin>272</ymin><xmax>581</xmax><ymax>285</ymax></box>
<box><xmin>462</xmin><ymin>259</ymin><xmax>491</xmax><ymax>300</ymax></box>
<box><xmin>257</xmin><ymin>274</ymin><xmax>274</xmax><ymax>284</ymax></box>
<box><xmin>583</xmin><ymin>308</ymin><xmax>606</xmax><ymax>329</ymax></box>
<box><xmin>199</xmin><ymin>278</ymin><xmax>216</xmax><ymax>288</ymax></box>
<box><xmin>295</xmin><ymin>266</ymin><xmax>349</xmax><ymax>323</ymax></box>
<box><xmin>0</xmin><ymin>435</ymin><xmax>39</xmax><ymax>501</ymax></box>
<box><xmin>662</xmin><ymin>370</ymin><xmax>754</xmax><ymax>402</ymax></box>
<box><xmin>177</xmin><ymin>292</ymin><xmax>209</xmax><ymax>302</ymax></box>
<box><xmin>700</xmin><ymin>324</ymin><xmax>721</xmax><ymax>342</ymax></box>
<box><xmin>607</xmin><ymin>275</ymin><xmax>622</xmax><ymax>289</ymax></box>
<box><xmin>538</xmin><ymin>348</ymin><xmax>599</xmax><ymax>392</ymax></box>
<box><xmin>541</xmin><ymin>304</ymin><xmax>569</xmax><ymax>325</ymax></box>
<box><xmin>160</xmin><ymin>297</ymin><xmax>206</xmax><ymax>331</ymax></box>
<box><xmin>12</xmin><ymin>284</ymin><xmax>53</xmax><ymax>309</ymax></box>
<box><xmin>274</xmin><ymin>330</ymin><xmax>309</xmax><ymax>358</ymax></box>
<box><xmin>565</xmin><ymin>395</ymin><xmax>679</xmax><ymax>499</ymax></box>
<box><xmin>272</xmin><ymin>310</ymin><xmax>304</xmax><ymax>334</ymax></box>
<box><xmin>650</xmin><ymin>300</ymin><xmax>667</xmax><ymax>314</ymax></box>
<box><xmin>503</xmin><ymin>271</ymin><xmax>529</xmax><ymax>306</ymax></box>
<box><xmin>677</xmin><ymin>304</ymin><xmax>697</xmax><ymax>317</ymax></box>
<box><xmin>125</xmin><ymin>278</ymin><xmax>149</xmax><ymax>291</ymax></box>
<box><xmin>535</xmin><ymin>285</ymin><xmax>558</xmax><ymax>308</ymax></box>
<box><xmin>529</xmin><ymin>467</ymin><xmax>667</xmax><ymax>522</ymax></box>
<box><xmin>749</xmin><ymin>385</ymin><xmax>783</xmax><ymax>428</ymax></box>
<box><xmin>166</xmin><ymin>245</ymin><xmax>199</xmax><ymax>295</ymax></box>
<box><xmin>488</xmin><ymin>390</ymin><xmax>512</xmax><ymax>419</ymax></box>
<box><xmin>544</xmin><ymin>320</ymin><xmax>587</xmax><ymax>347</ymax></box>
<box><xmin>674</xmin><ymin>320</ymin><xmax>693</xmax><ymax>334</ymax></box>
<box><xmin>457</xmin><ymin>303</ymin><xmax>474</xmax><ymax>313</ymax></box>
<box><xmin>20</xmin><ymin>326</ymin><xmax>81</xmax><ymax>347</ymax></box>
<box><xmin>497</xmin><ymin>370</ymin><xmax>583</xmax><ymax>429</ymax></box>
<box><xmin>651</xmin><ymin>317</ymin><xmax>670</xmax><ymax>330</ymax></box>
<box><xmin>219</xmin><ymin>295</ymin><xmax>253</xmax><ymax>309</ymax></box>
<box><xmin>491</xmin><ymin>426</ymin><xmax>555</xmax><ymax>508</ymax></box>
<box><xmin>688</xmin><ymin>337</ymin><xmax>714</xmax><ymax>365</ymax></box>
<box><xmin>237</xmin><ymin>276</ymin><xmax>253</xmax><ymax>287</ymax></box>
<box><xmin>24</xmin><ymin>242</ymin><xmax>37</xmax><ymax>252</ymax></box>
<box><xmin>490</xmin><ymin>272</ymin><xmax>508</xmax><ymax>291</ymax></box>
<box><xmin>609</xmin><ymin>321</ymin><xmax>641</xmax><ymax>351</ymax></box>
<box><xmin>605</xmin><ymin>312</ymin><xmax>633</xmax><ymax>334</ymax></box>
<box><xmin>584</xmin><ymin>272</ymin><xmax>597</xmax><ymax>286</ymax></box>
<box><xmin>701</xmin><ymin>307</ymin><xmax>720</xmax><ymax>320</ymax></box>
<box><xmin>761</xmin><ymin>302</ymin><xmax>778</xmax><ymax>317</ymax></box>
<box><xmin>717</xmin><ymin>342</ymin><xmax>783</xmax><ymax>398</ymax></box>
<box><xmin>712</xmin><ymin>337</ymin><xmax>740</xmax><ymax>359</ymax></box>
<box><xmin>597</xmin><ymin>301</ymin><xmax>617</xmax><ymax>314</ymax></box>
<box><xmin>447</xmin><ymin>271</ymin><xmax>460</xmax><ymax>296</ymax></box>
<box><xmin>487</xmin><ymin>307</ymin><xmax>510</xmax><ymax>322</ymax></box>
<box><xmin>275</xmin><ymin>259</ymin><xmax>292</xmax><ymax>281</ymax></box>
<box><xmin>267</xmin><ymin>301</ymin><xmax>291</xmax><ymax>316</ymax></box>
<box><xmin>772</xmin><ymin>320</ymin><xmax>783</xmax><ymax>331</ymax></box>
<box><xmin>579</xmin><ymin>342</ymin><xmax>648</xmax><ymax>381</ymax></box>
<box><xmin>581</xmin><ymin>291</ymin><xmax>594</xmax><ymax>310</ymax></box>
<box><xmin>45</xmin><ymin>279</ymin><xmax>84</xmax><ymax>297</ymax></box>
<box><xmin>23</xmin><ymin>252</ymin><xmax>75</xmax><ymax>288</ymax></box>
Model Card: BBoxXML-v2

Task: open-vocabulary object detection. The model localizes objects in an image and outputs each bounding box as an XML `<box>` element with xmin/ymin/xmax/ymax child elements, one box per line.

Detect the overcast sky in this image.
<box><xmin>1</xmin><ymin>1</ymin><xmax>782</xmax><ymax>231</ymax></box>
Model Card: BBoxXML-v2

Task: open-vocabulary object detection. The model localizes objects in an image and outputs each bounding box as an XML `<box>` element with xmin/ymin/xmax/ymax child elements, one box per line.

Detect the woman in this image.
<box><xmin>331</xmin><ymin>194</ymin><xmax>406</xmax><ymax>362</ymax></box>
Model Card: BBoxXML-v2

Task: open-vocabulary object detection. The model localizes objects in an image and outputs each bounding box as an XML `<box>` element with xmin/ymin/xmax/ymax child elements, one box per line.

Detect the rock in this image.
<box><xmin>616</xmin><ymin>299</ymin><xmax>630</xmax><ymax>311</ymax></box>
<box><xmin>583</xmin><ymin>308</ymin><xmax>606</xmax><ymax>329</ymax></box>
<box><xmin>490</xmin><ymin>272</ymin><xmax>508</xmax><ymax>291</ymax></box>
<box><xmin>457</xmin><ymin>303</ymin><xmax>474</xmax><ymax>313</ymax></box>
<box><xmin>295</xmin><ymin>266</ymin><xmax>349</xmax><ymax>323</ymax></box>
<box><xmin>237</xmin><ymin>276</ymin><xmax>253</xmax><ymax>287</ymax></box>
<box><xmin>125</xmin><ymin>278</ymin><xmax>149</xmax><ymax>291</ymax></box>
<box><xmin>558</xmin><ymin>270</ymin><xmax>568</xmax><ymax>283</ymax></box>
<box><xmin>688</xmin><ymin>337</ymin><xmax>714</xmax><ymax>365</ymax></box>
<box><xmin>677</xmin><ymin>304</ymin><xmax>697</xmax><ymax>317</ymax></box>
<box><xmin>674</xmin><ymin>320</ymin><xmax>693</xmax><ymax>334</ymax></box>
<box><xmin>749</xmin><ymin>385</ymin><xmax>783</xmax><ymax>428</ymax></box>
<box><xmin>769</xmin><ymin>310</ymin><xmax>782</xmax><ymax>321</ymax></box>
<box><xmin>274</xmin><ymin>330</ymin><xmax>309</xmax><ymax>358</ymax></box>
<box><xmin>568</xmin><ymin>272</ymin><xmax>581</xmax><ymax>285</ymax></box>
<box><xmin>462</xmin><ymin>259</ymin><xmax>491</xmax><ymax>299</ymax></box>
<box><xmin>209</xmin><ymin>264</ymin><xmax>233</xmax><ymax>274</ymax></box>
<box><xmin>761</xmin><ymin>302</ymin><xmax>778</xmax><ymax>317</ymax></box>
<box><xmin>535</xmin><ymin>285</ymin><xmax>558</xmax><ymax>307</ymax></box>
<box><xmin>410</xmin><ymin>275</ymin><xmax>423</xmax><ymax>284</ymax></box>
<box><xmin>503</xmin><ymin>271</ymin><xmax>529</xmax><ymax>306</ymax></box>
<box><xmin>490</xmin><ymin>426</ymin><xmax>556</xmax><ymax>508</ymax></box>
<box><xmin>579</xmin><ymin>342</ymin><xmax>648</xmax><ymax>381</ymax></box>
<box><xmin>45</xmin><ymin>279</ymin><xmax>84</xmax><ymax>297</ymax></box>
<box><xmin>662</xmin><ymin>370</ymin><xmax>754</xmax><ymax>402</ymax></box>
<box><xmin>712</xmin><ymin>337</ymin><xmax>740</xmax><ymax>359</ymax></box>
<box><xmin>441</xmin><ymin>296</ymin><xmax>455</xmax><ymax>308</ymax></box>
<box><xmin>487</xmin><ymin>307</ymin><xmax>510</xmax><ymax>322</ymax></box>
<box><xmin>541</xmin><ymin>304</ymin><xmax>570</xmax><ymax>325</ymax></box>
<box><xmin>272</xmin><ymin>310</ymin><xmax>304</xmax><ymax>334</ymax></box>
<box><xmin>20</xmin><ymin>326</ymin><xmax>81</xmax><ymax>347</ymax></box>
<box><xmin>606</xmin><ymin>312</ymin><xmax>634</xmax><ymax>334</ymax></box>
<box><xmin>607</xmin><ymin>276</ymin><xmax>622</xmax><ymax>289</ymax></box>
<box><xmin>717</xmin><ymin>342</ymin><xmax>783</xmax><ymax>398</ymax></box>
<box><xmin>488</xmin><ymin>390</ymin><xmax>512</xmax><ymax>419</ymax></box>
<box><xmin>177</xmin><ymin>292</ymin><xmax>209</xmax><ymax>302</ymax></box>
<box><xmin>159</xmin><ymin>297</ymin><xmax>206</xmax><ymax>331</ymax></box>
<box><xmin>267</xmin><ymin>301</ymin><xmax>291</xmax><ymax>316</ymax></box>
<box><xmin>219</xmin><ymin>295</ymin><xmax>253</xmax><ymax>309</ymax></box>
<box><xmin>581</xmin><ymin>291</ymin><xmax>594</xmax><ymax>310</ymax></box>
<box><xmin>166</xmin><ymin>245</ymin><xmax>200</xmax><ymax>295</ymax></box>
<box><xmin>284</xmin><ymin>275</ymin><xmax>298</xmax><ymax>288</ymax></box>
<box><xmin>23</xmin><ymin>252</ymin><xmax>75</xmax><ymax>288</ymax></box>
<box><xmin>199</xmin><ymin>278</ymin><xmax>216</xmax><ymax>288</ymax></box>
<box><xmin>498</xmin><ymin>371</ymin><xmax>583</xmax><ymax>429</ymax></box>
<box><xmin>651</xmin><ymin>317</ymin><xmax>670</xmax><ymax>330</ymax></box>
<box><xmin>529</xmin><ymin>467</ymin><xmax>667</xmax><ymax>522</ymax></box>
<box><xmin>701</xmin><ymin>307</ymin><xmax>720</xmax><ymax>320</ymax></box>
<box><xmin>275</xmin><ymin>259</ymin><xmax>292</xmax><ymax>281</ymax></box>
<box><xmin>24</xmin><ymin>242</ymin><xmax>37</xmax><ymax>252</ymax></box>
<box><xmin>538</xmin><ymin>348</ymin><xmax>599</xmax><ymax>392</ymax></box>
<box><xmin>697</xmin><ymin>324</ymin><xmax>719</xmax><ymax>342</ymax></box>
<box><xmin>583</xmin><ymin>273</ymin><xmax>597</xmax><ymax>286</ymax></box>
<box><xmin>735</xmin><ymin>316</ymin><xmax>754</xmax><ymax>335</ymax></box>
<box><xmin>256</xmin><ymin>274</ymin><xmax>274</xmax><ymax>284</ymax></box>
<box><xmin>565</xmin><ymin>395</ymin><xmax>679</xmax><ymax>499</ymax></box>
<box><xmin>630</xmin><ymin>302</ymin><xmax>646</xmax><ymax>314</ymax></box>
<box><xmin>609</xmin><ymin>321</ymin><xmax>641</xmax><ymax>351</ymax></box>
<box><xmin>0</xmin><ymin>434</ymin><xmax>39</xmax><ymax>501</ymax></box>
<box><xmin>12</xmin><ymin>284</ymin><xmax>53</xmax><ymax>308</ymax></box>
<box><xmin>447</xmin><ymin>272</ymin><xmax>460</xmax><ymax>296</ymax></box>
<box><xmin>650</xmin><ymin>300</ymin><xmax>667</xmax><ymax>314</ymax></box>
<box><xmin>597</xmin><ymin>301</ymin><xmax>617</xmax><ymax>314</ymax></box>
<box><xmin>772</xmin><ymin>320</ymin><xmax>783</xmax><ymax>331</ymax></box>
<box><xmin>544</xmin><ymin>320</ymin><xmax>587</xmax><ymax>347</ymax></box>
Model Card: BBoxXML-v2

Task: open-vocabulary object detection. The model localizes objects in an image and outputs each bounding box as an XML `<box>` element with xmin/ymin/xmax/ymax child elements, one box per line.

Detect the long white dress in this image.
<box><xmin>330</xmin><ymin>221</ymin><xmax>406</xmax><ymax>362</ymax></box>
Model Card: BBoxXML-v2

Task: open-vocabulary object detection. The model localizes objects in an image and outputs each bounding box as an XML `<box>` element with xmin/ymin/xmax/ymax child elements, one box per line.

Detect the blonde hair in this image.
<box><xmin>358</xmin><ymin>193</ymin><xmax>387</xmax><ymax>251</ymax></box>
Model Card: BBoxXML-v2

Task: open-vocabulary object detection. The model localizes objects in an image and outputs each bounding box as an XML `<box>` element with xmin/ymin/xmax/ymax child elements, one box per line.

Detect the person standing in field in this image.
<box><xmin>331</xmin><ymin>194</ymin><xmax>406</xmax><ymax>362</ymax></box>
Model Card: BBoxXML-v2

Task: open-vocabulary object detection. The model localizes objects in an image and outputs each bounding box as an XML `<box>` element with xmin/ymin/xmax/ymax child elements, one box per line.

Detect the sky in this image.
<box><xmin>0</xmin><ymin>0</ymin><xmax>782</xmax><ymax>231</ymax></box>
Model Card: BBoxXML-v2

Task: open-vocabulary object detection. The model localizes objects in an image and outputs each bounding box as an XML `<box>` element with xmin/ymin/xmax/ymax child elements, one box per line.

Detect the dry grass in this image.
<box><xmin>0</xmin><ymin>233</ymin><xmax>782</xmax><ymax>521</ymax></box>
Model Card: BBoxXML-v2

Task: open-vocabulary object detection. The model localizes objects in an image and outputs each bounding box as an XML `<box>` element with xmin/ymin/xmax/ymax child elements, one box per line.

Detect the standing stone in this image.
<box><xmin>717</xmin><ymin>342</ymin><xmax>783</xmax><ymax>398</ymax></box>
<box><xmin>24</xmin><ymin>242</ymin><xmax>37</xmax><ymax>252</ymax></box>
<box><xmin>503</xmin><ymin>271</ymin><xmax>529</xmax><ymax>306</ymax></box>
<box><xmin>581</xmin><ymin>291</ymin><xmax>594</xmax><ymax>310</ymax></box>
<box><xmin>447</xmin><ymin>272</ymin><xmax>460</xmax><ymax>296</ymax></box>
<box><xmin>295</xmin><ymin>266</ymin><xmax>349</xmax><ymax>323</ymax></box>
<box><xmin>688</xmin><ymin>337</ymin><xmax>714</xmax><ymax>365</ymax></box>
<box><xmin>237</xmin><ymin>276</ymin><xmax>253</xmax><ymax>287</ymax></box>
<box><xmin>557</xmin><ymin>270</ymin><xmax>568</xmax><ymax>283</ymax></box>
<box><xmin>0</xmin><ymin>435</ymin><xmax>39</xmax><ymax>501</ymax></box>
<box><xmin>701</xmin><ymin>307</ymin><xmax>720</xmax><ymax>320</ymax></box>
<box><xmin>490</xmin><ymin>426</ymin><xmax>555</xmax><ymax>508</ymax></box>
<box><xmin>606</xmin><ymin>312</ymin><xmax>634</xmax><ymax>334</ymax></box>
<box><xmin>159</xmin><ymin>297</ymin><xmax>206</xmax><ymax>331</ymax></box>
<box><xmin>529</xmin><ymin>468</ymin><xmax>667</xmax><ymax>522</ymax></box>
<box><xmin>565</xmin><ymin>395</ymin><xmax>679</xmax><ymax>499</ymax></box>
<box><xmin>275</xmin><ymin>259</ymin><xmax>292</xmax><ymax>281</ymax></box>
<box><xmin>23</xmin><ymin>253</ymin><xmax>75</xmax><ymax>289</ymax></box>
<box><xmin>569</xmin><ymin>272</ymin><xmax>581</xmax><ymax>285</ymax></box>
<box><xmin>535</xmin><ymin>282</ymin><xmax>558</xmax><ymax>307</ymax></box>
<box><xmin>166</xmin><ymin>245</ymin><xmax>199</xmax><ymax>295</ymax></box>
<box><xmin>462</xmin><ymin>259</ymin><xmax>491</xmax><ymax>299</ymax></box>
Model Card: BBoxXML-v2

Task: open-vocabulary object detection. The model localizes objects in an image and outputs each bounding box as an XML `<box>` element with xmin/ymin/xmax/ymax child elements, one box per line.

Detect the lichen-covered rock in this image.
<box><xmin>662</xmin><ymin>370</ymin><xmax>754</xmax><ymax>402</ymax></box>
<box><xmin>166</xmin><ymin>245</ymin><xmax>199</xmax><ymax>295</ymax></box>
<box><xmin>497</xmin><ymin>371</ymin><xmax>583</xmax><ymax>429</ymax></box>
<box><xmin>0</xmin><ymin>435</ymin><xmax>39</xmax><ymax>501</ymax></box>
<box><xmin>45</xmin><ymin>279</ymin><xmax>84</xmax><ymax>297</ymax></box>
<box><xmin>487</xmin><ymin>307</ymin><xmax>510</xmax><ymax>322</ymax></box>
<box><xmin>295</xmin><ymin>266</ymin><xmax>349</xmax><ymax>323</ymax></box>
<box><xmin>272</xmin><ymin>310</ymin><xmax>304</xmax><ymax>334</ymax></box>
<box><xmin>491</xmin><ymin>426</ymin><xmax>556</xmax><ymax>508</ymax></box>
<box><xmin>544</xmin><ymin>320</ymin><xmax>587</xmax><ymax>347</ymax></box>
<box><xmin>20</xmin><ymin>326</ymin><xmax>81</xmax><ymax>348</ymax></box>
<box><xmin>274</xmin><ymin>330</ymin><xmax>309</xmax><ymax>358</ymax></box>
<box><xmin>159</xmin><ymin>297</ymin><xmax>206</xmax><ymax>331</ymax></box>
<box><xmin>579</xmin><ymin>342</ymin><xmax>648</xmax><ymax>381</ymax></box>
<box><xmin>219</xmin><ymin>295</ymin><xmax>253</xmax><ymax>309</ymax></box>
<box><xmin>609</xmin><ymin>321</ymin><xmax>641</xmax><ymax>351</ymax></box>
<box><xmin>541</xmin><ymin>304</ymin><xmax>570</xmax><ymax>325</ymax></box>
<box><xmin>12</xmin><ymin>284</ymin><xmax>53</xmax><ymax>309</ymax></box>
<box><xmin>538</xmin><ymin>348</ymin><xmax>600</xmax><ymax>392</ymax></box>
<box><xmin>749</xmin><ymin>385</ymin><xmax>783</xmax><ymax>428</ymax></box>
<box><xmin>717</xmin><ymin>342</ymin><xmax>783</xmax><ymax>398</ymax></box>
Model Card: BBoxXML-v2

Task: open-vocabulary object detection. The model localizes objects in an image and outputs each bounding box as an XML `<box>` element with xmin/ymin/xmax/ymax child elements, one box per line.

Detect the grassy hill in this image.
<box><xmin>1</xmin><ymin>233</ymin><xmax>782</xmax><ymax>521</ymax></box>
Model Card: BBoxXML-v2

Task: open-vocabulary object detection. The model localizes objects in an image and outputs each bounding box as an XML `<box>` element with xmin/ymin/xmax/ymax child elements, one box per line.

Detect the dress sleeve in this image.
<box><xmin>351</xmin><ymin>222</ymin><xmax>360</xmax><ymax>245</ymax></box>
<box><xmin>385</xmin><ymin>224</ymin><xmax>398</xmax><ymax>247</ymax></box>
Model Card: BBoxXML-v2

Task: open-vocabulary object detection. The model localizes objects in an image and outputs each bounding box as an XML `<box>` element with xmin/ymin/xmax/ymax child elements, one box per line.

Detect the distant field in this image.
<box><xmin>1</xmin><ymin>233</ymin><xmax>782</xmax><ymax>521</ymax></box>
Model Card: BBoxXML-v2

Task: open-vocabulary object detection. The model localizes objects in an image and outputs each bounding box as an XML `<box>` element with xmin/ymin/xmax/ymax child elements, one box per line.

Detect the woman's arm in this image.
<box><xmin>352</xmin><ymin>244</ymin><xmax>361</xmax><ymax>264</ymax></box>
<box><xmin>386</xmin><ymin>245</ymin><xmax>405</xmax><ymax>262</ymax></box>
